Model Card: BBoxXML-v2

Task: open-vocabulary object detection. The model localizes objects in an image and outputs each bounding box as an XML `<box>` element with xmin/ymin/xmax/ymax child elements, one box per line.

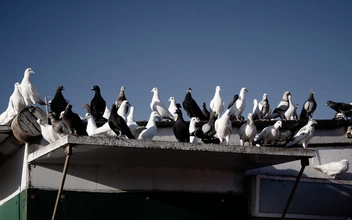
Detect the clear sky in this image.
<box><xmin>1</xmin><ymin>0</ymin><xmax>351</xmax><ymax>122</ymax></box>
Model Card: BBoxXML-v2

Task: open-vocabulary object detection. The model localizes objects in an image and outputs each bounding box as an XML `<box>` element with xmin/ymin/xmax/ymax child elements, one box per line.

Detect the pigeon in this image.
<box><xmin>253</xmin><ymin>120</ymin><xmax>282</xmax><ymax>146</ymax></box>
<box><xmin>47</xmin><ymin>112</ymin><xmax>70</xmax><ymax>136</ymax></box>
<box><xmin>209</xmin><ymin>86</ymin><xmax>224</xmax><ymax>118</ymax></box>
<box><xmin>92</xmin><ymin>122</ymin><xmax>117</xmax><ymax>137</ymax></box>
<box><xmin>238</xmin><ymin>113</ymin><xmax>257</xmax><ymax>146</ymax></box>
<box><xmin>115</xmin><ymin>86</ymin><xmax>128</xmax><ymax>114</ymax></box>
<box><xmin>272</xmin><ymin>121</ymin><xmax>300</xmax><ymax>147</ymax></box>
<box><xmin>286</xmin><ymin>119</ymin><xmax>318</xmax><ymax>148</ymax></box>
<box><xmin>252</xmin><ymin>99</ymin><xmax>261</xmax><ymax>120</ymax></box>
<box><xmin>90</xmin><ymin>85</ymin><xmax>106</xmax><ymax>122</ymax></box>
<box><xmin>85</xmin><ymin>113</ymin><xmax>104</xmax><ymax>137</ymax></box>
<box><xmin>300</xmin><ymin>90</ymin><xmax>317</xmax><ymax>120</ymax></box>
<box><xmin>182</xmin><ymin>88</ymin><xmax>208</xmax><ymax>121</ymax></box>
<box><xmin>138</xmin><ymin>111</ymin><xmax>160</xmax><ymax>140</ymax></box>
<box><xmin>108</xmin><ymin>104</ymin><xmax>135</xmax><ymax>139</ymax></box>
<box><xmin>173</xmin><ymin>108</ymin><xmax>190</xmax><ymax>142</ymax></box>
<box><xmin>60</xmin><ymin>104</ymin><xmax>88</xmax><ymax>136</ymax></box>
<box><xmin>214</xmin><ymin>109</ymin><xmax>232</xmax><ymax>144</ymax></box>
<box><xmin>326</xmin><ymin>100</ymin><xmax>352</xmax><ymax>120</ymax></box>
<box><xmin>269</xmin><ymin>91</ymin><xmax>291</xmax><ymax>120</ymax></box>
<box><xmin>0</xmin><ymin>82</ymin><xmax>26</xmax><ymax>125</ymax></box>
<box><xmin>49</xmin><ymin>86</ymin><xmax>68</xmax><ymax>120</ymax></box>
<box><xmin>229</xmin><ymin>87</ymin><xmax>248</xmax><ymax>120</ymax></box>
<box><xmin>168</xmin><ymin>97</ymin><xmax>179</xmax><ymax>121</ymax></box>
<box><xmin>189</xmin><ymin>117</ymin><xmax>203</xmax><ymax>144</ymax></box>
<box><xmin>126</xmin><ymin>106</ymin><xmax>146</xmax><ymax>138</ymax></box>
<box><xmin>312</xmin><ymin>159</ymin><xmax>350</xmax><ymax>179</ymax></box>
<box><xmin>258</xmin><ymin>93</ymin><xmax>271</xmax><ymax>120</ymax></box>
<box><xmin>37</xmin><ymin>118</ymin><xmax>61</xmax><ymax>144</ymax></box>
<box><xmin>150</xmin><ymin>87</ymin><xmax>174</xmax><ymax>121</ymax></box>
<box><xmin>284</xmin><ymin>94</ymin><xmax>297</xmax><ymax>120</ymax></box>
<box><xmin>202</xmin><ymin>102</ymin><xmax>210</xmax><ymax>120</ymax></box>
<box><xmin>19</xmin><ymin>68</ymin><xmax>46</xmax><ymax>106</ymax></box>
<box><xmin>117</xmin><ymin>100</ymin><xmax>130</xmax><ymax>122</ymax></box>
<box><xmin>227</xmin><ymin>94</ymin><xmax>239</xmax><ymax>109</ymax></box>
<box><xmin>200</xmin><ymin>111</ymin><xmax>219</xmax><ymax>143</ymax></box>
<box><xmin>102</xmin><ymin>106</ymin><xmax>111</xmax><ymax>120</ymax></box>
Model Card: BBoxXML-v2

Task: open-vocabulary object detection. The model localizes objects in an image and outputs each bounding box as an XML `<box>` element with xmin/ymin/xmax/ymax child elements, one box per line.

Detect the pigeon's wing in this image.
<box><xmin>29</xmin><ymin>83</ymin><xmax>44</xmax><ymax>104</ymax></box>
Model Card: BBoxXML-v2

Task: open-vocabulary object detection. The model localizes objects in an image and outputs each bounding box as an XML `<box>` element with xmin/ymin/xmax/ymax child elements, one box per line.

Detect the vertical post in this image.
<box><xmin>281</xmin><ymin>158</ymin><xmax>309</xmax><ymax>220</ymax></box>
<box><xmin>52</xmin><ymin>145</ymin><xmax>73</xmax><ymax>220</ymax></box>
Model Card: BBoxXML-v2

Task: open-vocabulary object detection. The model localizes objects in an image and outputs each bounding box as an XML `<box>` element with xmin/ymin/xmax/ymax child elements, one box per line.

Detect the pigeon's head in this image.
<box><xmin>56</xmin><ymin>86</ymin><xmax>64</xmax><ymax>92</ymax></box>
<box><xmin>175</xmin><ymin>108</ymin><xmax>182</xmax><ymax>116</ymax></box>
<box><xmin>151</xmin><ymin>111</ymin><xmax>161</xmax><ymax>120</ymax></box>
<box><xmin>66</xmin><ymin>104</ymin><xmax>72</xmax><ymax>110</ymax></box>
<box><xmin>247</xmin><ymin>113</ymin><xmax>253</xmax><ymax>120</ymax></box>
<box><xmin>151</xmin><ymin>87</ymin><xmax>158</xmax><ymax>93</ymax></box>
<box><xmin>187</xmin><ymin>88</ymin><xmax>192</xmax><ymax>93</ymax></box>
<box><xmin>92</xmin><ymin>85</ymin><xmax>100</xmax><ymax>92</ymax></box>
<box><xmin>253</xmin><ymin>99</ymin><xmax>258</xmax><ymax>104</ymax></box>
<box><xmin>37</xmin><ymin>118</ymin><xmax>43</xmax><ymax>125</ymax></box>
<box><xmin>121</xmin><ymin>100</ymin><xmax>130</xmax><ymax>107</ymax></box>
<box><xmin>190</xmin><ymin>117</ymin><xmax>200</xmax><ymax>124</ymax></box>
<box><xmin>111</xmin><ymin>104</ymin><xmax>117</xmax><ymax>112</ymax></box>
<box><xmin>176</xmin><ymin>103</ymin><xmax>182</xmax><ymax>109</ymax></box>
<box><xmin>216</xmin><ymin>86</ymin><xmax>221</xmax><ymax>91</ymax></box>
<box><xmin>263</xmin><ymin>93</ymin><xmax>268</xmax><ymax>99</ymax></box>
<box><xmin>283</xmin><ymin>91</ymin><xmax>291</xmax><ymax>100</ymax></box>
<box><xmin>24</xmin><ymin>68</ymin><xmax>35</xmax><ymax>76</ymax></box>
<box><xmin>120</xmin><ymin>86</ymin><xmax>125</xmax><ymax>92</ymax></box>
<box><xmin>59</xmin><ymin>111</ymin><xmax>65</xmax><ymax>119</ymax></box>
<box><xmin>341</xmin><ymin>159</ymin><xmax>350</xmax><ymax>166</ymax></box>
<box><xmin>310</xmin><ymin>89</ymin><xmax>315</xmax><ymax>94</ymax></box>
<box><xmin>308</xmin><ymin>119</ymin><xmax>318</xmax><ymax>127</ymax></box>
<box><xmin>85</xmin><ymin>113</ymin><xmax>93</xmax><ymax>119</ymax></box>
<box><xmin>168</xmin><ymin>97</ymin><xmax>175</xmax><ymax>102</ymax></box>
<box><xmin>275</xmin><ymin>121</ymin><xmax>282</xmax><ymax>129</ymax></box>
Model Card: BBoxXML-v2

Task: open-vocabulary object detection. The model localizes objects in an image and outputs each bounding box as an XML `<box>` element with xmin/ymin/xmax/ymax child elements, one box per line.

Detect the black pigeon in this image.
<box><xmin>173</xmin><ymin>108</ymin><xmax>190</xmax><ymax>142</ymax></box>
<box><xmin>201</xmin><ymin>111</ymin><xmax>220</xmax><ymax>144</ymax></box>
<box><xmin>61</xmin><ymin>104</ymin><xmax>87</xmax><ymax>136</ymax></box>
<box><xmin>115</xmin><ymin>86</ymin><xmax>128</xmax><ymax>114</ymax></box>
<box><xmin>108</xmin><ymin>104</ymin><xmax>135</xmax><ymax>139</ymax></box>
<box><xmin>47</xmin><ymin>112</ymin><xmax>70</xmax><ymax>136</ymax></box>
<box><xmin>227</xmin><ymin>94</ymin><xmax>239</xmax><ymax>109</ymax></box>
<box><xmin>90</xmin><ymin>85</ymin><xmax>106</xmax><ymax>122</ymax></box>
<box><xmin>49</xmin><ymin>86</ymin><xmax>68</xmax><ymax>120</ymax></box>
<box><xmin>326</xmin><ymin>100</ymin><xmax>352</xmax><ymax>120</ymax></box>
<box><xmin>202</xmin><ymin>102</ymin><xmax>210</xmax><ymax>120</ymax></box>
<box><xmin>272</xmin><ymin>122</ymin><xmax>300</xmax><ymax>147</ymax></box>
<box><xmin>182</xmin><ymin>88</ymin><xmax>208</xmax><ymax>121</ymax></box>
<box><xmin>300</xmin><ymin>90</ymin><xmax>317</xmax><ymax>120</ymax></box>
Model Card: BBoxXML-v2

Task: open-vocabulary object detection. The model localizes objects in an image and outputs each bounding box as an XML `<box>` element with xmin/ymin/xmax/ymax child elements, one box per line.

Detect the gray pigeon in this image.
<box><xmin>269</xmin><ymin>91</ymin><xmax>291</xmax><ymax>120</ymax></box>
<box><xmin>115</xmin><ymin>86</ymin><xmax>129</xmax><ymax>114</ymax></box>
<box><xmin>300</xmin><ymin>90</ymin><xmax>317</xmax><ymax>120</ymax></box>
<box><xmin>286</xmin><ymin>119</ymin><xmax>317</xmax><ymax>148</ymax></box>
<box><xmin>60</xmin><ymin>104</ymin><xmax>88</xmax><ymax>136</ymax></box>
<box><xmin>312</xmin><ymin>159</ymin><xmax>349</xmax><ymax>179</ymax></box>
<box><xmin>90</xmin><ymin>85</ymin><xmax>106</xmax><ymax>122</ymax></box>
<box><xmin>326</xmin><ymin>100</ymin><xmax>352</xmax><ymax>120</ymax></box>
<box><xmin>253</xmin><ymin>120</ymin><xmax>282</xmax><ymax>146</ymax></box>
<box><xmin>259</xmin><ymin>93</ymin><xmax>271</xmax><ymax>120</ymax></box>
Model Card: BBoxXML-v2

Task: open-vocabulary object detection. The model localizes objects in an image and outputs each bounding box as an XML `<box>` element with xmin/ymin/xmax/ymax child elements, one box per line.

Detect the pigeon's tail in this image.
<box><xmin>312</xmin><ymin>165</ymin><xmax>323</xmax><ymax>173</ymax></box>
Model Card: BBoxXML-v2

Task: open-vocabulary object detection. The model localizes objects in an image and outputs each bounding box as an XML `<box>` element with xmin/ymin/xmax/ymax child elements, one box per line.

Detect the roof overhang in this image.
<box><xmin>28</xmin><ymin>135</ymin><xmax>315</xmax><ymax>171</ymax></box>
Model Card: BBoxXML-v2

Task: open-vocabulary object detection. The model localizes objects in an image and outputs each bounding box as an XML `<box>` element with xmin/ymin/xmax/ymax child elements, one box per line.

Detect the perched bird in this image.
<box><xmin>85</xmin><ymin>113</ymin><xmax>104</xmax><ymax>137</ymax></box>
<box><xmin>189</xmin><ymin>117</ymin><xmax>203</xmax><ymax>144</ymax></box>
<box><xmin>19</xmin><ymin>68</ymin><xmax>46</xmax><ymax>106</ymax></box>
<box><xmin>272</xmin><ymin>121</ymin><xmax>300</xmax><ymax>147</ymax></box>
<box><xmin>37</xmin><ymin>118</ymin><xmax>61</xmax><ymax>144</ymax></box>
<box><xmin>49</xmin><ymin>86</ymin><xmax>68</xmax><ymax>120</ymax></box>
<box><xmin>258</xmin><ymin>93</ymin><xmax>271</xmax><ymax>120</ymax></box>
<box><xmin>60</xmin><ymin>104</ymin><xmax>88</xmax><ymax>136</ymax></box>
<box><xmin>168</xmin><ymin>97</ymin><xmax>179</xmax><ymax>121</ymax></box>
<box><xmin>238</xmin><ymin>113</ymin><xmax>257</xmax><ymax>146</ymax></box>
<box><xmin>300</xmin><ymin>90</ymin><xmax>317</xmax><ymax>120</ymax></box>
<box><xmin>202</xmin><ymin>102</ymin><xmax>210</xmax><ymax>120</ymax></box>
<box><xmin>182</xmin><ymin>88</ymin><xmax>208</xmax><ymax>121</ymax></box>
<box><xmin>286</xmin><ymin>119</ymin><xmax>318</xmax><ymax>148</ymax></box>
<box><xmin>117</xmin><ymin>100</ymin><xmax>130</xmax><ymax>122</ymax></box>
<box><xmin>108</xmin><ymin>104</ymin><xmax>135</xmax><ymax>139</ymax></box>
<box><xmin>214</xmin><ymin>109</ymin><xmax>232</xmax><ymax>144</ymax></box>
<box><xmin>150</xmin><ymin>87</ymin><xmax>174</xmax><ymax>121</ymax></box>
<box><xmin>229</xmin><ymin>87</ymin><xmax>248</xmax><ymax>120</ymax></box>
<box><xmin>0</xmin><ymin>82</ymin><xmax>26</xmax><ymax>125</ymax></box>
<box><xmin>252</xmin><ymin>99</ymin><xmax>261</xmax><ymax>120</ymax></box>
<box><xmin>115</xmin><ymin>86</ymin><xmax>128</xmax><ymax>114</ymax></box>
<box><xmin>209</xmin><ymin>86</ymin><xmax>224</xmax><ymax>118</ymax></box>
<box><xmin>173</xmin><ymin>108</ymin><xmax>190</xmax><ymax>142</ymax></box>
<box><xmin>126</xmin><ymin>106</ymin><xmax>146</xmax><ymax>138</ymax></box>
<box><xmin>312</xmin><ymin>159</ymin><xmax>349</xmax><ymax>179</ymax></box>
<box><xmin>253</xmin><ymin>120</ymin><xmax>282</xmax><ymax>146</ymax></box>
<box><xmin>138</xmin><ymin>111</ymin><xmax>160</xmax><ymax>140</ymax></box>
<box><xmin>47</xmin><ymin>112</ymin><xmax>70</xmax><ymax>136</ymax></box>
<box><xmin>269</xmin><ymin>91</ymin><xmax>291</xmax><ymax>120</ymax></box>
<box><xmin>284</xmin><ymin>94</ymin><xmax>297</xmax><ymax>120</ymax></box>
<box><xmin>90</xmin><ymin>85</ymin><xmax>106</xmax><ymax>122</ymax></box>
<box><xmin>326</xmin><ymin>100</ymin><xmax>352</xmax><ymax>120</ymax></box>
<box><xmin>92</xmin><ymin>122</ymin><xmax>117</xmax><ymax>137</ymax></box>
<box><xmin>227</xmin><ymin>94</ymin><xmax>239</xmax><ymax>109</ymax></box>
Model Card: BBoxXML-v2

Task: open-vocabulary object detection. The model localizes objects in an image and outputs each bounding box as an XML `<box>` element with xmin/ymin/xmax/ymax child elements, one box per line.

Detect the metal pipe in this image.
<box><xmin>51</xmin><ymin>145</ymin><xmax>73</xmax><ymax>220</ymax></box>
<box><xmin>281</xmin><ymin>158</ymin><xmax>309</xmax><ymax>220</ymax></box>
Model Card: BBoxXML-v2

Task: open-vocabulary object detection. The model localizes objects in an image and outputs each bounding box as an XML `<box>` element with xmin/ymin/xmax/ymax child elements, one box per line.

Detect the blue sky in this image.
<box><xmin>1</xmin><ymin>0</ymin><xmax>351</xmax><ymax>121</ymax></box>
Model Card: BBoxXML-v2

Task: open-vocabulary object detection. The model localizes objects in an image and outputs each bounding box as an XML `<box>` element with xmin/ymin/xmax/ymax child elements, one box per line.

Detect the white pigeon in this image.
<box><xmin>209</xmin><ymin>85</ymin><xmax>224</xmax><ymax>118</ymax></box>
<box><xmin>0</xmin><ymin>82</ymin><xmax>26</xmax><ymax>125</ymax></box>
<box><xmin>258</xmin><ymin>93</ymin><xmax>271</xmax><ymax>119</ymax></box>
<box><xmin>37</xmin><ymin>118</ymin><xmax>61</xmax><ymax>144</ymax></box>
<box><xmin>189</xmin><ymin>117</ymin><xmax>201</xmax><ymax>144</ymax></box>
<box><xmin>92</xmin><ymin>122</ymin><xmax>117</xmax><ymax>137</ymax></box>
<box><xmin>284</xmin><ymin>94</ymin><xmax>296</xmax><ymax>120</ymax></box>
<box><xmin>254</xmin><ymin>120</ymin><xmax>282</xmax><ymax>146</ymax></box>
<box><xmin>150</xmin><ymin>87</ymin><xmax>174</xmax><ymax>121</ymax></box>
<box><xmin>252</xmin><ymin>99</ymin><xmax>261</xmax><ymax>120</ymax></box>
<box><xmin>286</xmin><ymin>119</ymin><xmax>318</xmax><ymax>148</ymax></box>
<box><xmin>117</xmin><ymin>100</ymin><xmax>130</xmax><ymax>122</ymax></box>
<box><xmin>102</xmin><ymin>105</ymin><xmax>111</xmax><ymax>120</ymax></box>
<box><xmin>85</xmin><ymin>113</ymin><xmax>105</xmax><ymax>137</ymax></box>
<box><xmin>19</xmin><ymin>68</ymin><xmax>46</xmax><ymax>106</ymax></box>
<box><xmin>138</xmin><ymin>111</ymin><xmax>160</xmax><ymax>140</ymax></box>
<box><xmin>127</xmin><ymin>106</ymin><xmax>146</xmax><ymax>138</ymax></box>
<box><xmin>229</xmin><ymin>87</ymin><xmax>248</xmax><ymax>120</ymax></box>
<box><xmin>238</xmin><ymin>113</ymin><xmax>257</xmax><ymax>146</ymax></box>
<box><xmin>215</xmin><ymin>109</ymin><xmax>232</xmax><ymax>144</ymax></box>
<box><xmin>312</xmin><ymin>159</ymin><xmax>350</xmax><ymax>179</ymax></box>
<box><xmin>168</xmin><ymin>97</ymin><xmax>178</xmax><ymax>121</ymax></box>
